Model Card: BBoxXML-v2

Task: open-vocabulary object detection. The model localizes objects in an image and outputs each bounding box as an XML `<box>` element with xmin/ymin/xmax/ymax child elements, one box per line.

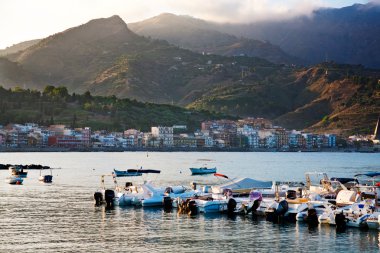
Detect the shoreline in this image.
<box><xmin>0</xmin><ymin>147</ymin><xmax>376</xmax><ymax>153</ymax></box>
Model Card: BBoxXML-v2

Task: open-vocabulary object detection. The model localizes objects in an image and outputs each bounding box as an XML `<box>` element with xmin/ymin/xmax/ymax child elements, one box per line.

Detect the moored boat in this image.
<box><xmin>7</xmin><ymin>176</ymin><xmax>23</xmax><ymax>185</ymax></box>
<box><xmin>190</xmin><ymin>167</ymin><xmax>217</xmax><ymax>175</ymax></box>
<box><xmin>113</xmin><ymin>168</ymin><xmax>161</xmax><ymax>177</ymax></box>
<box><xmin>39</xmin><ymin>168</ymin><xmax>53</xmax><ymax>183</ymax></box>
<box><xmin>9</xmin><ymin>166</ymin><xmax>28</xmax><ymax>178</ymax></box>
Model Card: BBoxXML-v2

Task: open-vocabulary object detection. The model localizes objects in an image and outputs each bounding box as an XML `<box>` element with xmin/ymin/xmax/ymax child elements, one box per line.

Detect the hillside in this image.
<box><xmin>214</xmin><ymin>3</ymin><xmax>380</xmax><ymax>68</ymax></box>
<box><xmin>188</xmin><ymin>62</ymin><xmax>380</xmax><ymax>135</ymax></box>
<box><xmin>4</xmin><ymin>15</ymin><xmax>279</xmax><ymax>105</ymax></box>
<box><xmin>1</xmin><ymin>15</ymin><xmax>380</xmax><ymax>136</ymax></box>
<box><xmin>0</xmin><ymin>39</ymin><xmax>40</xmax><ymax>56</ymax></box>
<box><xmin>0</xmin><ymin>86</ymin><xmax>227</xmax><ymax>132</ymax></box>
<box><xmin>0</xmin><ymin>57</ymin><xmax>42</xmax><ymax>89</ymax></box>
<box><xmin>128</xmin><ymin>13</ymin><xmax>299</xmax><ymax>65</ymax></box>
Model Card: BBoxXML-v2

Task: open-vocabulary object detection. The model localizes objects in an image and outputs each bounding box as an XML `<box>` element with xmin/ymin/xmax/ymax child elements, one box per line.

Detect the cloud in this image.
<box><xmin>157</xmin><ymin>0</ymin><xmax>320</xmax><ymax>23</ymax></box>
<box><xmin>0</xmin><ymin>0</ymin><xmax>369</xmax><ymax>48</ymax></box>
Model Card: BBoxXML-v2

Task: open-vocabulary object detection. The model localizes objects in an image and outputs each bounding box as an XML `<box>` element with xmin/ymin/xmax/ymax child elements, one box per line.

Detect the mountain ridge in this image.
<box><xmin>1</xmin><ymin>14</ymin><xmax>379</xmax><ymax>136</ymax></box>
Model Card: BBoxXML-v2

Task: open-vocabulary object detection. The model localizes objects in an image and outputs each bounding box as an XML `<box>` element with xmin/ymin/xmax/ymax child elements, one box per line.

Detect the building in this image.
<box><xmin>174</xmin><ymin>134</ymin><xmax>197</xmax><ymax>148</ymax></box>
<box><xmin>151</xmin><ymin>126</ymin><xmax>174</xmax><ymax>147</ymax></box>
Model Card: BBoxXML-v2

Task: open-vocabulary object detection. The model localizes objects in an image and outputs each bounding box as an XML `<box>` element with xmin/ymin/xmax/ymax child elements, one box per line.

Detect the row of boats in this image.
<box><xmin>5</xmin><ymin>165</ymin><xmax>53</xmax><ymax>184</ymax></box>
<box><xmin>94</xmin><ymin>169</ymin><xmax>380</xmax><ymax>230</ymax></box>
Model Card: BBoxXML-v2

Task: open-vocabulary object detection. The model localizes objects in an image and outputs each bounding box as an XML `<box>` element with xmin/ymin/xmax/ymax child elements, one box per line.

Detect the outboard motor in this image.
<box><xmin>335</xmin><ymin>212</ymin><xmax>346</xmax><ymax>231</ymax></box>
<box><xmin>306</xmin><ymin>208</ymin><xmax>319</xmax><ymax>227</ymax></box>
<box><xmin>286</xmin><ymin>190</ymin><xmax>297</xmax><ymax>200</ymax></box>
<box><xmin>227</xmin><ymin>198</ymin><xmax>237</xmax><ymax>214</ymax></box>
<box><xmin>270</xmin><ymin>200</ymin><xmax>289</xmax><ymax>223</ymax></box>
<box><xmin>164</xmin><ymin>187</ymin><xmax>174</xmax><ymax>195</ymax></box>
<box><xmin>187</xmin><ymin>200</ymin><xmax>198</xmax><ymax>216</ymax></box>
<box><xmin>275</xmin><ymin>200</ymin><xmax>289</xmax><ymax>216</ymax></box>
<box><xmin>104</xmin><ymin>189</ymin><xmax>115</xmax><ymax>208</ymax></box>
<box><xmin>94</xmin><ymin>191</ymin><xmax>103</xmax><ymax>206</ymax></box>
<box><xmin>249</xmin><ymin>191</ymin><xmax>263</xmax><ymax>214</ymax></box>
<box><xmin>163</xmin><ymin>196</ymin><xmax>173</xmax><ymax>212</ymax></box>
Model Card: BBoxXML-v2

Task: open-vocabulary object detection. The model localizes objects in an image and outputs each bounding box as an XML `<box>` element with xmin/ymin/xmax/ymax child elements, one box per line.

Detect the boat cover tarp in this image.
<box><xmin>330</xmin><ymin>177</ymin><xmax>359</xmax><ymax>184</ymax></box>
<box><xmin>354</xmin><ymin>172</ymin><xmax>380</xmax><ymax>178</ymax></box>
<box><xmin>216</xmin><ymin>177</ymin><xmax>273</xmax><ymax>190</ymax></box>
<box><xmin>126</xmin><ymin>169</ymin><xmax>161</xmax><ymax>174</ymax></box>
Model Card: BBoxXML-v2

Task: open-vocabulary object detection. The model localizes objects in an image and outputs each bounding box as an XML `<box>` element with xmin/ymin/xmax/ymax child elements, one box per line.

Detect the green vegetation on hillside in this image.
<box><xmin>0</xmin><ymin>86</ymin><xmax>228</xmax><ymax>131</ymax></box>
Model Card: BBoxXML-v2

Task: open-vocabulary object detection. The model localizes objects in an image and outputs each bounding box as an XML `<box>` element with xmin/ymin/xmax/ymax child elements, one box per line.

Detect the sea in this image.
<box><xmin>0</xmin><ymin>152</ymin><xmax>380</xmax><ymax>252</ymax></box>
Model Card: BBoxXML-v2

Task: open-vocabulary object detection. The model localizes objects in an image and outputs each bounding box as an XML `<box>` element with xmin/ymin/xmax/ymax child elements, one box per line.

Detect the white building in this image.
<box><xmin>151</xmin><ymin>126</ymin><xmax>174</xmax><ymax>147</ymax></box>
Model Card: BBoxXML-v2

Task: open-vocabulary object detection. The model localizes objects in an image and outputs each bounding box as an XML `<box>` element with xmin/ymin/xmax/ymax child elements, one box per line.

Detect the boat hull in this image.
<box><xmin>190</xmin><ymin>168</ymin><xmax>217</xmax><ymax>175</ymax></box>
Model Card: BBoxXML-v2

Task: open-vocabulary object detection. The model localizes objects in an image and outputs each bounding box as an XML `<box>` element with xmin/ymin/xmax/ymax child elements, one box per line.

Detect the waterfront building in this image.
<box><xmin>274</xmin><ymin>128</ymin><xmax>289</xmax><ymax>148</ymax></box>
<box><xmin>237</xmin><ymin>124</ymin><xmax>257</xmax><ymax>136</ymax></box>
<box><xmin>0</xmin><ymin>131</ymin><xmax>5</xmax><ymax>146</ymax></box>
<box><xmin>247</xmin><ymin>133</ymin><xmax>259</xmax><ymax>148</ymax></box>
<box><xmin>266</xmin><ymin>135</ymin><xmax>277</xmax><ymax>148</ymax></box>
<box><xmin>173</xmin><ymin>134</ymin><xmax>197</xmax><ymax>148</ymax></box>
<box><xmin>151</xmin><ymin>126</ymin><xmax>174</xmax><ymax>147</ymax></box>
<box><xmin>48</xmin><ymin>135</ymin><xmax>85</xmax><ymax>148</ymax></box>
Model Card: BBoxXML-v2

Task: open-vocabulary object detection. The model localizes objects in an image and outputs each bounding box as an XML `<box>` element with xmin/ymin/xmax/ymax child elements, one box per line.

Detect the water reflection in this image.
<box><xmin>1</xmin><ymin>152</ymin><xmax>380</xmax><ymax>252</ymax></box>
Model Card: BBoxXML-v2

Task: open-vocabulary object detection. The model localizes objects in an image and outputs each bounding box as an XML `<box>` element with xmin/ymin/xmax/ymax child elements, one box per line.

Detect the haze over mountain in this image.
<box><xmin>0</xmin><ymin>39</ymin><xmax>41</xmax><ymax>57</ymax></box>
<box><xmin>1</xmin><ymin>12</ymin><xmax>380</xmax><ymax>135</ymax></box>
<box><xmin>128</xmin><ymin>13</ymin><xmax>299</xmax><ymax>65</ymax></box>
<box><xmin>215</xmin><ymin>2</ymin><xmax>380</xmax><ymax>68</ymax></box>
<box><xmin>129</xmin><ymin>3</ymin><xmax>380</xmax><ymax>69</ymax></box>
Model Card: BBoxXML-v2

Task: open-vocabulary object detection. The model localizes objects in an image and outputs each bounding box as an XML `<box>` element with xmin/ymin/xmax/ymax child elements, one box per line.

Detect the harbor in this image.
<box><xmin>1</xmin><ymin>151</ymin><xmax>380</xmax><ymax>252</ymax></box>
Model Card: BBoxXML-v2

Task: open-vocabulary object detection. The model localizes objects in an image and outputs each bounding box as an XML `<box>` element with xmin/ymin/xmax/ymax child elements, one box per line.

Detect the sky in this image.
<box><xmin>0</xmin><ymin>0</ymin><xmax>372</xmax><ymax>49</ymax></box>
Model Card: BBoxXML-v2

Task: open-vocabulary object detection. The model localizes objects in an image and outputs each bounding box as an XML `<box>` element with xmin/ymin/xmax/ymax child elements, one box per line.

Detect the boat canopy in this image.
<box><xmin>354</xmin><ymin>172</ymin><xmax>380</xmax><ymax>178</ymax></box>
<box><xmin>330</xmin><ymin>177</ymin><xmax>359</xmax><ymax>184</ymax></box>
<box><xmin>216</xmin><ymin>177</ymin><xmax>273</xmax><ymax>190</ymax></box>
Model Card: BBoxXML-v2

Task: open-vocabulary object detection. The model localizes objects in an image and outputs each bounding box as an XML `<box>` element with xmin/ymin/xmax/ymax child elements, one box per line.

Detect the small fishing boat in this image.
<box><xmin>190</xmin><ymin>167</ymin><xmax>217</xmax><ymax>175</ymax></box>
<box><xmin>113</xmin><ymin>168</ymin><xmax>160</xmax><ymax>177</ymax></box>
<box><xmin>113</xmin><ymin>169</ymin><xmax>142</xmax><ymax>177</ymax></box>
<box><xmin>7</xmin><ymin>176</ymin><xmax>23</xmax><ymax>185</ymax></box>
<box><xmin>9</xmin><ymin>166</ymin><xmax>28</xmax><ymax>178</ymax></box>
<box><xmin>39</xmin><ymin>168</ymin><xmax>53</xmax><ymax>183</ymax></box>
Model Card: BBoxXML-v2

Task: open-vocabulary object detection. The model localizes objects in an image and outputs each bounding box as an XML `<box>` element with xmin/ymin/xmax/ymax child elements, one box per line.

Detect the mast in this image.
<box><xmin>373</xmin><ymin>116</ymin><xmax>380</xmax><ymax>140</ymax></box>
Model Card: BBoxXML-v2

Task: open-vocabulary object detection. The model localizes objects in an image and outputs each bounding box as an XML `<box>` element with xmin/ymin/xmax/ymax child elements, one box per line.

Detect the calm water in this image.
<box><xmin>1</xmin><ymin>152</ymin><xmax>380</xmax><ymax>252</ymax></box>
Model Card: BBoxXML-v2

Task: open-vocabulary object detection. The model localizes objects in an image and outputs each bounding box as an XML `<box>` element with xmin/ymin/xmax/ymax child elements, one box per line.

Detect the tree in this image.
<box><xmin>43</xmin><ymin>85</ymin><xmax>55</xmax><ymax>96</ymax></box>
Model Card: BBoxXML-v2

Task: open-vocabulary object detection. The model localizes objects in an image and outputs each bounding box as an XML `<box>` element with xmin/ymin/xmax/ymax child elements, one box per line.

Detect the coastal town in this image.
<box><xmin>0</xmin><ymin>117</ymin><xmax>378</xmax><ymax>152</ymax></box>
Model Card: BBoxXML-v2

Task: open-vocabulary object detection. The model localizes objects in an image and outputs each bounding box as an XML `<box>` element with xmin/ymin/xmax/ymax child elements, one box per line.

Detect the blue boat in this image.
<box><xmin>190</xmin><ymin>167</ymin><xmax>217</xmax><ymax>175</ymax></box>
<box><xmin>113</xmin><ymin>168</ymin><xmax>160</xmax><ymax>177</ymax></box>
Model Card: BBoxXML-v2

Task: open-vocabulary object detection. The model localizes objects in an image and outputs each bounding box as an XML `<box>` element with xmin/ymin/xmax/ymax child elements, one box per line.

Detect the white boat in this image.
<box><xmin>190</xmin><ymin>167</ymin><xmax>217</xmax><ymax>175</ymax></box>
<box><xmin>130</xmin><ymin>182</ymin><xmax>191</xmax><ymax>207</ymax></box>
<box><xmin>367</xmin><ymin>212</ymin><xmax>380</xmax><ymax>230</ymax></box>
<box><xmin>295</xmin><ymin>202</ymin><xmax>331</xmax><ymax>222</ymax></box>
<box><xmin>318</xmin><ymin>193</ymin><xmax>375</xmax><ymax>228</ymax></box>
<box><xmin>7</xmin><ymin>176</ymin><xmax>23</xmax><ymax>185</ymax></box>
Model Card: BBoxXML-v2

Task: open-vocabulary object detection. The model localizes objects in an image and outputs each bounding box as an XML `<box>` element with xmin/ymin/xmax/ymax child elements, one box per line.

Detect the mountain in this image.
<box><xmin>5</xmin><ymin>15</ymin><xmax>279</xmax><ymax>104</ymax></box>
<box><xmin>2</xmin><ymin>15</ymin><xmax>380</xmax><ymax>136</ymax></box>
<box><xmin>188</xmin><ymin>62</ymin><xmax>380</xmax><ymax>135</ymax></box>
<box><xmin>0</xmin><ymin>57</ymin><xmax>42</xmax><ymax>89</ymax></box>
<box><xmin>8</xmin><ymin>15</ymin><xmax>140</xmax><ymax>91</ymax></box>
<box><xmin>128</xmin><ymin>13</ymin><xmax>299</xmax><ymax>65</ymax></box>
<box><xmin>214</xmin><ymin>3</ymin><xmax>380</xmax><ymax>68</ymax></box>
<box><xmin>0</xmin><ymin>39</ymin><xmax>40</xmax><ymax>56</ymax></box>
